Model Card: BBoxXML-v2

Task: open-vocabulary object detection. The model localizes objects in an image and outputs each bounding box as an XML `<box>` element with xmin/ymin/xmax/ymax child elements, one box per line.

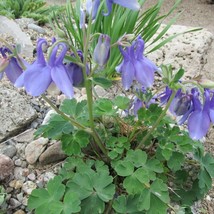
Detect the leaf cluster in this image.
<box><xmin>31</xmin><ymin>97</ymin><xmax>214</xmax><ymax>213</ymax></box>
<box><xmin>0</xmin><ymin>0</ymin><xmax>64</xmax><ymax>25</ymax></box>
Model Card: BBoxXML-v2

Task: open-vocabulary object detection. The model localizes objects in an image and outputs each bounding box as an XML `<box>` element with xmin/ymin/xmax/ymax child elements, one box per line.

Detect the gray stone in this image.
<box><xmin>42</xmin><ymin>110</ymin><xmax>56</xmax><ymax>125</ymax></box>
<box><xmin>27</xmin><ymin>173</ymin><xmax>36</xmax><ymax>181</ymax></box>
<box><xmin>22</xmin><ymin>181</ymin><xmax>37</xmax><ymax>195</ymax></box>
<box><xmin>47</xmin><ymin>82</ymin><xmax>61</xmax><ymax>96</ymax></box>
<box><xmin>0</xmin><ymin>154</ymin><xmax>14</xmax><ymax>180</ymax></box>
<box><xmin>28</xmin><ymin>23</ymin><xmax>46</xmax><ymax>34</ymax></box>
<box><xmin>9</xmin><ymin>198</ymin><xmax>21</xmax><ymax>209</ymax></box>
<box><xmin>25</xmin><ymin>137</ymin><xmax>49</xmax><ymax>164</ymax></box>
<box><xmin>0</xmin><ymin>16</ymin><xmax>34</xmax><ymax>57</ymax></box>
<box><xmin>0</xmin><ymin>82</ymin><xmax>37</xmax><ymax>142</ymax></box>
<box><xmin>148</xmin><ymin>24</ymin><xmax>214</xmax><ymax>78</ymax></box>
<box><xmin>94</xmin><ymin>85</ymin><xmax>108</xmax><ymax>97</ymax></box>
<box><xmin>0</xmin><ymin>140</ymin><xmax>17</xmax><ymax>158</ymax></box>
<box><xmin>13</xmin><ymin>129</ymin><xmax>35</xmax><ymax>143</ymax></box>
<box><xmin>39</xmin><ymin>141</ymin><xmax>67</xmax><ymax>165</ymax></box>
<box><xmin>14</xmin><ymin>159</ymin><xmax>22</xmax><ymax>166</ymax></box>
<box><xmin>14</xmin><ymin>167</ymin><xmax>29</xmax><ymax>182</ymax></box>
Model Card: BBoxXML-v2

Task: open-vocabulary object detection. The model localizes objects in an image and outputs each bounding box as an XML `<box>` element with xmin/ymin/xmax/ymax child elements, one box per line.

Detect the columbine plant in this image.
<box><xmin>1</xmin><ymin>0</ymin><xmax>214</xmax><ymax>213</ymax></box>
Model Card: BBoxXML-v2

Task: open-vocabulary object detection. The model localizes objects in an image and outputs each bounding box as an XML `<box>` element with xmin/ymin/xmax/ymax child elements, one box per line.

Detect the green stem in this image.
<box><xmin>82</xmin><ymin>15</ymin><xmax>108</xmax><ymax>157</ymax></box>
<box><xmin>136</xmin><ymin>90</ymin><xmax>176</xmax><ymax>150</ymax></box>
<box><xmin>41</xmin><ymin>95</ymin><xmax>91</xmax><ymax>133</ymax></box>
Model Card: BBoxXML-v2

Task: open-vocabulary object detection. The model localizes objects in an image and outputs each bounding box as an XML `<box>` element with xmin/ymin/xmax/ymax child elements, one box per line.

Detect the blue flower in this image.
<box><xmin>104</xmin><ymin>0</ymin><xmax>140</xmax><ymax>16</ymax></box>
<box><xmin>117</xmin><ymin>37</ymin><xmax>157</xmax><ymax>90</ymax></box>
<box><xmin>0</xmin><ymin>47</ymin><xmax>23</xmax><ymax>83</ymax></box>
<box><xmin>187</xmin><ymin>89</ymin><xmax>210</xmax><ymax>140</ymax></box>
<box><xmin>66</xmin><ymin>50</ymin><xmax>89</xmax><ymax>87</ymax></box>
<box><xmin>159</xmin><ymin>87</ymin><xmax>212</xmax><ymax>140</ymax></box>
<box><xmin>93</xmin><ymin>34</ymin><xmax>110</xmax><ymax>66</ymax></box>
<box><xmin>15</xmin><ymin>39</ymin><xmax>74</xmax><ymax>98</ymax></box>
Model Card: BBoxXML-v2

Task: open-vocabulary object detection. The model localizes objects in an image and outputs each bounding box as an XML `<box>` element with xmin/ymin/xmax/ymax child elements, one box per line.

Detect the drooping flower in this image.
<box><xmin>159</xmin><ymin>87</ymin><xmax>212</xmax><ymax>140</ymax></box>
<box><xmin>15</xmin><ymin>38</ymin><xmax>52</xmax><ymax>96</ymax></box>
<box><xmin>187</xmin><ymin>89</ymin><xmax>210</xmax><ymax>140</ymax></box>
<box><xmin>15</xmin><ymin>38</ymin><xmax>74</xmax><ymax>98</ymax></box>
<box><xmin>65</xmin><ymin>50</ymin><xmax>88</xmax><ymax>87</ymax></box>
<box><xmin>117</xmin><ymin>37</ymin><xmax>158</xmax><ymax>90</ymax></box>
<box><xmin>0</xmin><ymin>47</ymin><xmax>23</xmax><ymax>83</ymax></box>
<box><xmin>80</xmin><ymin>0</ymin><xmax>100</xmax><ymax>28</ymax></box>
<box><xmin>93</xmin><ymin>34</ymin><xmax>110</xmax><ymax>66</ymax></box>
<box><xmin>104</xmin><ymin>0</ymin><xmax>140</xmax><ymax>16</ymax></box>
<box><xmin>49</xmin><ymin>43</ymin><xmax>74</xmax><ymax>98</ymax></box>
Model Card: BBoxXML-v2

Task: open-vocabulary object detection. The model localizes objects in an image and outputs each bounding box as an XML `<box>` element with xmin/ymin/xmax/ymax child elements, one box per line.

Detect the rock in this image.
<box><xmin>25</xmin><ymin>137</ymin><xmax>49</xmax><ymax>164</ymax></box>
<box><xmin>42</xmin><ymin>110</ymin><xmax>56</xmax><ymax>125</ymax></box>
<box><xmin>27</xmin><ymin>173</ymin><xmax>36</xmax><ymax>181</ymax></box>
<box><xmin>28</xmin><ymin>23</ymin><xmax>46</xmax><ymax>34</ymax></box>
<box><xmin>14</xmin><ymin>159</ymin><xmax>22</xmax><ymax>166</ymax></box>
<box><xmin>14</xmin><ymin>167</ymin><xmax>29</xmax><ymax>182</ymax></box>
<box><xmin>22</xmin><ymin>181</ymin><xmax>37</xmax><ymax>195</ymax></box>
<box><xmin>43</xmin><ymin>172</ymin><xmax>55</xmax><ymax>182</ymax></box>
<box><xmin>0</xmin><ymin>16</ymin><xmax>34</xmax><ymax>57</ymax></box>
<box><xmin>13</xmin><ymin>129</ymin><xmax>35</xmax><ymax>143</ymax></box>
<box><xmin>47</xmin><ymin>82</ymin><xmax>61</xmax><ymax>96</ymax></box>
<box><xmin>148</xmin><ymin>24</ymin><xmax>214</xmax><ymax>78</ymax></box>
<box><xmin>0</xmin><ymin>140</ymin><xmax>17</xmax><ymax>158</ymax></box>
<box><xmin>14</xmin><ymin>209</ymin><xmax>25</xmax><ymax>214</ymax></box>
<box><xmin>9</xmin><ymin>180</ymin><xmax>23</xmax><ymax>189</ymax></box>
<box><xmin>9</xmin><ymin>198</ymin><xmax>21</xmax><ymax>209</ymax></box>
<box><xmin>0</xmin><ymin>82</ymin><xmax>37</xmax><ymax>142</ymax></box>
<box><xmin>39</xmin><ymin>141</ymin><xmax>67</xmax><ymax>165</ymax></box>
<box><xmin>15</xmin><ymin>17</ymin><xmax>35</xmax><ymax>29</ymax></box>
<box><xmin>0</xmin><ymin>154</ymin><xmax>14</xmax><ymax>180</ymax></box>
<box><xmin>94</xmin><ymin>85</ymin><xmax>108</xmax><ymax>97</ymax></box>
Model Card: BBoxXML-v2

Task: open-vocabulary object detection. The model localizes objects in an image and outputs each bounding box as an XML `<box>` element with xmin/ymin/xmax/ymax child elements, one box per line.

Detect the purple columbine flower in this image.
<box><xmin>104</xmin><ymin>0</ymin><xmax>140</xmax><ymax>16</ymax></box>
<box><xmin>80</xmin><ymin>0</ymin><xmax>100</xmax><ymax>28</ymax></box>
<box><xmin>15</xmin><ymin>38</ymin><xmax>74</xmax><ymax>98</ymax></box>
<box><xmin>117</xmin><ymin>37</ymin><xmax>158</xmax><ymax>90</ymax></box>
<box><xmin>65</xmin><ymin>50</ymin><xmax>89</xmax><ymax>87</ymax></box>
<box><xmin>187</xmin><ymin>89</ymin><xmax>211</xmax><ymax>140</ymax></box>
<box><xmin>0</xmin><ymin>47</ymin><xmax>23</xmax><ymax>83</ymax></box>
<box><xmin>93</xmin><ymin>34</ymin><xmax>110</xmax><ymax>67</ymax></box>
<box><xmin>159</xmin><ymin>87</ymin><xmax>212</xmax><ymax>140</ymax></box>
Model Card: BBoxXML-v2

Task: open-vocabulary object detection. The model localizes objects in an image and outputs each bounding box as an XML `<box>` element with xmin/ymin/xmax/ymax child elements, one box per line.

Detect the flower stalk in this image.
<box><xmin>136</xmin><ymin>90</ymin><xmax>176</xmax><ymax>149</ymax></box>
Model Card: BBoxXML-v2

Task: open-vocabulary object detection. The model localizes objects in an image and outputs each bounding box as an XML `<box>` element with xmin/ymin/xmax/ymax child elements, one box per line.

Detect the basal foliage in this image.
<box><xmin>0</xmin><ymin>0</ymin><xmax>214</xmax><ymax>213</ymax></box>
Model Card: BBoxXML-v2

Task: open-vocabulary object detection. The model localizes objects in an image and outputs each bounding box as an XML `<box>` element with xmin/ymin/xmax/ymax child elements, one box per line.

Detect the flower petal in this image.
<box><xmin>121</xmin><ymin>61</ymin><xmax>134</xmax><ymax>90</ymax></box>
<box><xmin>188</xmin><ymin>110</ymin><xmax>210</xmax><ymax>140</ymax></box>
<box><xmin>113</xmin><ymin>0</ymin><xmax>140</xmax><ymax>10</ymax></box>
<box><xmin>51</xmin><ymin>65</ymin><xmax>74</xmax><ymax>98</ymax></box>
<box><xmin>135</xmin><ymin>59</ymin><xmax>155</xmax><ymax>88</ymax></box>
<box><xmin>4</xmin><ymin>58</ymin><xmax>23</xmax><ymax>83</ymax></box>
<box><xmin>24</xmin><ymin>65</ymin><xmax>52</xmax><ymax>96</ymax></box>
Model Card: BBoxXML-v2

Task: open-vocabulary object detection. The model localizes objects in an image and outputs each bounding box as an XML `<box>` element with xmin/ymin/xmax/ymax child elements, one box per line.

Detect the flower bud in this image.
<box><xmin>93</xmin><ymin>34</ymin><xmax>110</xmax><ymax>66</ymax></box>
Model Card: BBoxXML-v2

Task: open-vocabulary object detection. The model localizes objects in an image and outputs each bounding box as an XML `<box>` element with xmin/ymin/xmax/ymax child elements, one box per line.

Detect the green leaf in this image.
<box><xmin>126</xmin><ymin>149</ymin><xmax>147</xmax><ymax>168</ymax></box>
<box><xmin>138</xmin><ymin>179</ymin><xmax>170</xmax><ymax>213</ymax></box>
<box><xmin>67</xmin><ymin>163</ymin><xmax>115</xmax><ymax>211</ymax></box>
<box><xmin>35</xmin><ymin>114</ymin><xmax>74</xmax><ymax>139</ymax></box>
<box><xmin>63</xmin><ymin>191</ymin><xmax>81</xmax><ymax>214</ymax></box>
<box><xmin>94</xmin><ymin>98</ymin><xmax>115</xmax><ymax>116</ymax></box>
<box><xmin>113</xmin><ymin>96</ymin><xmax>131</xmax><ymax>110</ymax></box>
<box><xmin>113</xmin><ymin>195</ymin><xmax>142</xmax><ymax>214</ymax></box>
<box><xmin>168</xmin><ymin>152</ymin><xmax>185</xmax><ymax>171</ymax></box>
<box><xmin>60</xmin><ymin>99</ymin><xmax>87</xmax><ymax>119</ymax></box>
<box><xmin>28</xmin><ymin>176</ymin><xmax>65</xmax><ymax>213</ymax></box>
<box><xmin>173</xmin><ymin>68</ymin><xmax>185</xmax><ymax>83</ymax></box>
<box><xmin>93</xmin><ymin>77</ymin><xmax>112</xmax><ymax>89</ymax></box>
<box><xmin>114</xmin><ymin>160</ymin><xmax>134</xmax><ymax>176</ymax></box>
